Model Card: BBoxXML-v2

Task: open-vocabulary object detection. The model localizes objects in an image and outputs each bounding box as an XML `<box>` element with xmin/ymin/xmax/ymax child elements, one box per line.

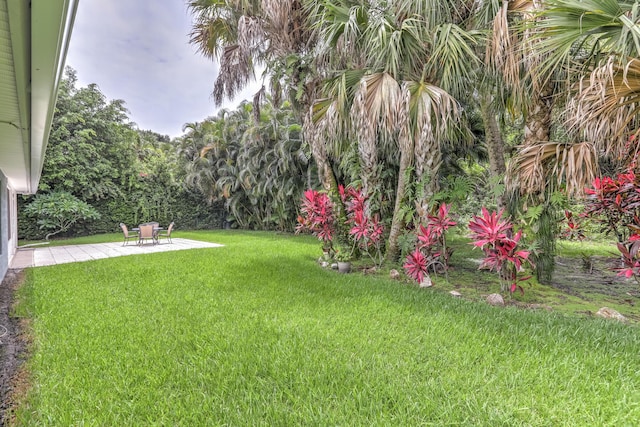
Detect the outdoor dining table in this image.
<box><xmin>131</xmin><ymin>225</ymin><xmax>164</xmax><ymax>244</ymax></box>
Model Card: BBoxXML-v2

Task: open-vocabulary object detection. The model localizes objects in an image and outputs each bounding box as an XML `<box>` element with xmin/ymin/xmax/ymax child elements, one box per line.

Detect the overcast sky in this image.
<box><xmin>66</xmin><ymin>0</ymin><xmax>260</xmax><ymax>139</ymax></box>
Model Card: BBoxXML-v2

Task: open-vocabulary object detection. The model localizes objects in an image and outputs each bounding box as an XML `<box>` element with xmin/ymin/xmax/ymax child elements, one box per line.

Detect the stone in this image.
<box><xmin>330</xmin><ymin>263</ymin><xmax>338</xmax><ymax>270</ymax></box>
<box><xmin>596</xmin><ymin>307</ymin><xmax>627</xmax><ymax>322</ymax></box>
<box><xmin>389</xmin><ymin>269</ymin><xmax>400</xmax><ymax>280</ymax></box>
<box><xmin>449</xmin><ymin>290</ymin><xmax>462</xmax><ymax>297</ymax></box>
<box><xmin>363</xmin><ymin>266</ymin><xmax>377</xmax><ymax>275</ymax></box>
<box><xmin>419</xmin><ymin>276</ymin><xmax>433</xmax><ymax>288</ymax></box>
<box><xmin>321</xmin><ymin>261</ymin><xmax>329</xmax><ymax>268</ymax></box>
<box><xmin>486</xmin><ymin>293</ymin><xmax>505</xmax><ymax>306</ymax></box>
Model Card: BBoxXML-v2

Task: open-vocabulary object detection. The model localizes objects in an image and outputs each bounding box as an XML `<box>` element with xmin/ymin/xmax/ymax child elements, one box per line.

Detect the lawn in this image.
<box><xmin>11</xmin><ymin>231</ymin><xmax>640</xmax><ymax>425</ymax></box>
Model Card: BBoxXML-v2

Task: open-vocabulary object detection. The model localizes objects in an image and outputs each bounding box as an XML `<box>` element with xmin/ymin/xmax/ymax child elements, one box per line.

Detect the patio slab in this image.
<box><xmin>10</xmin><ymin>238</ymin><xmax>223</xmax><ymax>269</ymax></box>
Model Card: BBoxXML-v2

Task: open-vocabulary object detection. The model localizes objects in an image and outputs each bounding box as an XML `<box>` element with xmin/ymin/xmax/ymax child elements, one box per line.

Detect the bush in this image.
<box><xmin>24</xmin><ymin>191</ymin><xmax>100</xmax><ymax>240</ymax></box>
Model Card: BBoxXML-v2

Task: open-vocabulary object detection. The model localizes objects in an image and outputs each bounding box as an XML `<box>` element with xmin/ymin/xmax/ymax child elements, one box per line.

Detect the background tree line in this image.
<box><xmin>19</xmin><ymin>68</ymin><xmax>224</xmax><ymax>239</ymax></box>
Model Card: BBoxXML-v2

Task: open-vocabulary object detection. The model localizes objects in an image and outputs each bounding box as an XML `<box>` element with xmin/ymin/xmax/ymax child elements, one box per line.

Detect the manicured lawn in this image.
<box><xmin>13</xmin><ymin>231</ymin><xmax>640</xmax><ymax>425</ymax></box>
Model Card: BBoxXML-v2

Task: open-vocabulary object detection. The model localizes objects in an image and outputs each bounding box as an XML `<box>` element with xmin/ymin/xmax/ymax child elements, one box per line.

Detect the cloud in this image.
<box><xmin>66</xmin><ymin>0</ymin><xmax>262</xmax><ymax>138</ymax></box>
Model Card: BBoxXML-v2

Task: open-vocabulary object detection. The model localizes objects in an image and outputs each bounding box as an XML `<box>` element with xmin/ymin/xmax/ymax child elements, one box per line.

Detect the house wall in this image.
<box><xmin>0</xmin><ymin>171</ymin><xmax>8</xmax><ymax>281</ymax></box>
<box><xmin>0</xmin><ymin>171</ymin><xmax>17</xmax><ymax>282</ymax></box>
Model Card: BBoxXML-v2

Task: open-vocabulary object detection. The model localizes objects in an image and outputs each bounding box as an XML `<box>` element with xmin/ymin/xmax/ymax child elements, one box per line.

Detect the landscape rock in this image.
<box><xmin>449</xmin><ymin>290</ymin><xmax>462</xmax><ymax>297</ymax></box>
<box><xmin>330</xmin><ymin>263</ymin><xmax>338</xmax><ymax>270</ymax></box>
<box><xmin>389</xmin><ymin>269</ymin><xmax>400</xmax><ymax>280</ymax></box>
<box><xmin>486</xmin><ymin>293</ymin><xmax>505</xmax><ymax>306</ymax></box>
<box><xmin>419</xmin><ymin>276</ymin><xmax>433</xmax><ymax>288</ymax></box>
<box><xmin>363</xmin><ymin>266</ymin><xmax>377</xmax><ymax>275</ymax></box>
<box><xmin>596</xmin><ymin>307</ymin><xmax>627</xmax><ymax>322</ymax></box>
<box><xmin>321</xmin><ymin>261</ymin><xmax>329</xmax><ymax>268</ymax></box>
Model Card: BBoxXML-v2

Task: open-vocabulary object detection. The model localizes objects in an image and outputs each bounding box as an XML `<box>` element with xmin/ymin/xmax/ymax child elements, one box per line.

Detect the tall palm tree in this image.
<box><xmin>483</xmin><ymin>0</ymin><xmax>569</xmax><ymax>283</ymax></box>
<box><xmin>311</xmin><ymin>0</ymin><xmax>478</xmax><ymax>260</ymax></box>
<box><xmin>530</xmin><ymin>0</ymin><xmax>640</xmax><ymax>180</ymax></box>
<box><xmin>188</xmin><ymin>0</ymin><xmax>338</xmax><ymax>195</ymax></box>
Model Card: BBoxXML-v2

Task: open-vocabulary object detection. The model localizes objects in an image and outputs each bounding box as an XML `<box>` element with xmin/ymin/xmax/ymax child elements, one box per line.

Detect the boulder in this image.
<box><xmin>419</xmin><ymin>276</ymin><xmax>433</xmax><ymax>288</ymax></box>
<box><xmin>363</xmin><ymin>266</ymin><xmax>377</xmax><ymax>275</ymax></box>
<box><xmin>486</xmin><ymin>293</ymin><xmax>505</xmax><ymax>306</ymax></box>
<box><xmin>596</xmin><ymin>307</ymin><xmax>627</xmax><ymax>322</ymax></box>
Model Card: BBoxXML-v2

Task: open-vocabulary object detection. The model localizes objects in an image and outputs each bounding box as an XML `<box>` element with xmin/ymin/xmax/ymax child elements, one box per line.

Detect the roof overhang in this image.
<box><xmin>0</xmin><ymin>0</ymin><xmax>78</xmax><ymax>194</ymax></box>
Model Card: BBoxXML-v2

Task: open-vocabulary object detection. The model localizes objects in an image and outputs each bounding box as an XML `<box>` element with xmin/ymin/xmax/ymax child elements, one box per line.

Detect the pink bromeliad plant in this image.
<box><xmin>468</xmin><ymin>207</ymin><xmax>533</xmax><ymax>295</ymax></box>
<box><xmin>584</xmin><ymin>169</ymin><xmax>640</xmax><ymax>283</ymax></box>
<box><xmin>403</xmin><ymin>203</ymin><xmax>457</xmax><ymax>284</ymax></box>
<box><xmin>296</xmin><ymin>186</ymin><xmax>384</xmax><ymax>266</ymax></box>
<box><xmin>295</xmin><ymin>189</ymin><xmax>336</xmax><ymax>253</ymax></box>
<box><xmin>340</xmin><ymin>185</ymin><xmax>384</xmax><ymax>266</ymax></box>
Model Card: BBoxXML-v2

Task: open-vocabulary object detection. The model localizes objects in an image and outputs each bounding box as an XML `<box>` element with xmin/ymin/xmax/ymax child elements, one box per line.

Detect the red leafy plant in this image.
<box><xmin>296</xmin><ymin>189</ymin><xmax>336</xmax><ymax>252</ymax></box>
<box><xmin>468</xmin><ymin>208</ymin><xmax>533</xmax><ymax>294</ymax></box>
<box><xmin>340</xmin><ymin>185</ymin><xmax>384</xmax><ymax>266</ymax></box>
<box><xmin>584</xmin><ymin>170</ymin><xmax>640</xmax><ymax>283</ymax></box>
<box><xmin>615</xmin><ymin>235</ymin><xmax>640</xmax><ymax>282</ymax></box>
<box><xmin>584</xmin><ymin>170</ymin><xmax>640</xmax><ymax>243</ymax></box>
<box><xmin>403</xmin><ymin>203</ymin><xmax>457</xmax><ymax>284</ymax></box>
<box><xmin>561</xmin><ymin>210</ymin><xmax>585</xmax><ymax>241</ymax></box>
<box><xmin>297</xmin><ymin>186</ymin><xmax>384</xmax><ymax>265</ymax></box>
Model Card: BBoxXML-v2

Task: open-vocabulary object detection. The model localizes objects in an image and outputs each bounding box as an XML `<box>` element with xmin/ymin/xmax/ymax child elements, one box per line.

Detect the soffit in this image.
<box><xmin>0</xmin><ymin>0</ymin><xmax>28</xmax><ymax>191</ymax></box>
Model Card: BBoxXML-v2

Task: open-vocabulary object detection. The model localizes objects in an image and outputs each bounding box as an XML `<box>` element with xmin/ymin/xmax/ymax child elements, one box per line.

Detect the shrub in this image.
<box><xmin>468</xmin><ymin>208</ymin><xmax>533</xmax><ymax>294</ymax></box>
<box><xmin>584</xmin><ymin>170</ymin><xmax>640</xmax><ymax>243</ymax></box>
<box><xmin>296</xmin><ymin>186</ymin><xmax>384</xmax><ymax>265</ymax></box>
<box><xmin>24</xmin><ymin>191</ymin><xmax>101</xmax><ymax>240</ymax></box>
<box><xmin>402</xmin><ymin>203</ymin><xmax>457</xmax><ymax>284</ymax></box>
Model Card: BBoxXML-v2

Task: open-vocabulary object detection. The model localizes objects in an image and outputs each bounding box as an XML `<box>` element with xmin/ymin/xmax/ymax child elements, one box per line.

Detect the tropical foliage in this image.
<box><xmin>24</xmin><ymin>191</ymin><xmax>100</xmax><ymax>240</ymax></box>
<box><xmin>19</xmin><ymin>68</ymin><xmax>223</xmax><ymax>239</ymax></box>
<box><xmin>179</xmin><ymin>99</ymin><xmax>311</xmax><ymax>231</ymax></box>
<box><xmin>468</xmin><ymin>208</ymin><xmax>533</xmax><ymax>294</ymax></box>
<box><xmin>402</xmin><ymin>203</ymin><xmax>457</xmax><ymax>284</ymax></box>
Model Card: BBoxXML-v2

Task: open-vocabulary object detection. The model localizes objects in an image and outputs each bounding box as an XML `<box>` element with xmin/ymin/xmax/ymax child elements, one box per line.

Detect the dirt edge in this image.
<box><xmin>0</xmin><ymin>269</ymin><xmax>31</xmax><ymax>426</ymax></box>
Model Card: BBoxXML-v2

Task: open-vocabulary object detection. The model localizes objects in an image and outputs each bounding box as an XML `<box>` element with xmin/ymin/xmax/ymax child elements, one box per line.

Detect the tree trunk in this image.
<box><xmin>524</xmin><ymin>82</ymin><xmax>555</xmax><ymax>285</ymax></box>
<box><xmin>414</xmin><ymin>134</ymin><xmax>441</xmax><ymax>222</ymax></box>
<box><xmin>479</xmin><ymin>90</ymin><xmax>507</xmax><ymax>209</ymax></box>
<box><xmin>385</xmin><ymin>147</ymin><xmax>413</xmax><ymax>262</ymax></box>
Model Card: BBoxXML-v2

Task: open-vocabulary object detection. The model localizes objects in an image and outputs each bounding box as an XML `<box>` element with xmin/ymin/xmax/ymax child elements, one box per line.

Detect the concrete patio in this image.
<box><xmin>10</xmin><ymin>238</ymin><xmax>223</xmax><ymax>268</ymax></box>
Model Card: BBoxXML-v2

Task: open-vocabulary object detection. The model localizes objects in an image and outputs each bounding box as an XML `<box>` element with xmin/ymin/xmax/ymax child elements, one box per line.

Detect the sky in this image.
<box><xmin>66</xmin><ymin>0</ymin><xmax>260</xmax><ymax>139</ymax></box>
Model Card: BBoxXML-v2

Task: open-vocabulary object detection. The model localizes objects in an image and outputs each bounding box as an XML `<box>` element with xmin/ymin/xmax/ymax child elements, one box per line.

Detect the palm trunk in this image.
<box><xmin>480</xmin><ymin>90</ymin><xmax>507</xmax><ymax>209</ymax></box>
<box><xmin>414</xmin><ymin>134</ymin><xmax>441</xmax><ymax>222</ymax></box>
<box><xmin>386</xmin><ymin>147</ymin><xmax>413</xmax><ymax>262</ymax></box>
<box><xmin>357</xmin><ymin>136</ymin><xmax>379</xmax><ymax>210</ymax></box>
<box><xmin>525</xmin><ymin>82</ymin><xmax>555</xmax><ymax>285</ymax></box>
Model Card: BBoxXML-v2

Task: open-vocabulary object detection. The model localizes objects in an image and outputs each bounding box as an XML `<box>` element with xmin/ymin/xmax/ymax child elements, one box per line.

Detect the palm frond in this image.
<box><xmin>567</xmin><ymin>57</ymin><xmax>640</xmax><ymax>154</ymax></box>
<box><xmin>507</xmin><ymin>141</ymin><xmax>598</xmax><ymax>197</ymax></box>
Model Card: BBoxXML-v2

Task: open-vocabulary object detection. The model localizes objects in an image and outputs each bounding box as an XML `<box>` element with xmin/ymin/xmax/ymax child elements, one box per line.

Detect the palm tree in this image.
<box><xmin>483</xmin><ymin>0</ymin><xmax>569</xmax><ymax>283</ymax></box>
<box><xmin>310</xmin><ymin>0</ymin><xmax>478</xmax><ymax>260</ymax></box>
<box><xmin>532</xmin><ymin>0</ymin><xmax>640</xmax><ymax>178</ymax></box>
<box><xmin>188</xmin><ymin>0</ymin><xmax>339</xmax><ymax>195</ymax></box>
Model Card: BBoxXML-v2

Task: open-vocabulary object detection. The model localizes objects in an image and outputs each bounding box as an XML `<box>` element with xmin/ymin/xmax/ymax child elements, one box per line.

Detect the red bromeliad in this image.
<box><xmin>403</xmin><ymin>203</ymin><xmax>457</xmax><ymax>284</ymax></box>
<box><xmin>298</xmin><ymin>186</ymin><xmax>384</xmax><ymax>265</ymax></box>
<box><xmin>403</xmin><ymin>248</ymin><xmax>428</xmax><ymax>284</ymax></box>
<box><xmin>584</xmin><ymin>170</ymin><xmax>640</xmax><ymax>243</ymax></box>
<box><xmin>585</xmin><ymin>170</ymin><xmax>640</xmax><ymax>284</ymax></box>
<box><xmin>296</xmin><ymin>189</ymin><xmax>336</xmax><ymax>248</ymax></box>
<box><xmin>341</xmin><ymin>185</ymin><xmax>384</xmax><ymax>265</ymax></box>
<box><xmin>561</xmin><ymin>210</ymin><xmax>585</xmax><ymax>241</ymax></box>
<box><xmin>468</xmin><ymin>208</ymin><xmax>533</xmax><ymax>294</ymax></box>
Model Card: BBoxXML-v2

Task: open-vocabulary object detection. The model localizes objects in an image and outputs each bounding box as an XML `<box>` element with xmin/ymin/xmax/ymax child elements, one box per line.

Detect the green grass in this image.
<box><xmin>13</xmin><ymin>231</ymin><xmax>640</xmax><ymax>425</ymax></box>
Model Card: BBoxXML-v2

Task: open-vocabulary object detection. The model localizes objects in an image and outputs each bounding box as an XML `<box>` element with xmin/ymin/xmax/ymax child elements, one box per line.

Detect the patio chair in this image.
<box><xmin>157</xmin><ymin>222</ymin><xmax>174</xmax><ymax>244</ymax></box>
<box><xmin>119</xmin><ymin>223</ymin><xmax>138</xmax><ymax>246</ymax></box>
<box><xmin>138</xmin><ymin>224</ymin><xmax>156</xmax><ymax>245</ymax></box>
